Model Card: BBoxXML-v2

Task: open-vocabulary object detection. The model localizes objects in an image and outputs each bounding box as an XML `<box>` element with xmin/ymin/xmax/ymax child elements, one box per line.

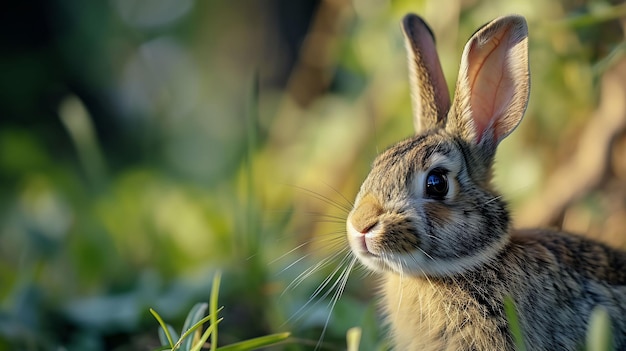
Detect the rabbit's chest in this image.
<box><xmin>382</xmin><ymin>273</ymin><xmax>512</xmax><ymax>351</ymax></box>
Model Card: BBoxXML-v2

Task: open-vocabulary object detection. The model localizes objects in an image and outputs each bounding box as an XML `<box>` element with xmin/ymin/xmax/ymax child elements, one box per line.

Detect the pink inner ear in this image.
<box><xmin>466</xmin><ymin>27</ymin><xmax>515</xmax><ymax>143</ymax></box>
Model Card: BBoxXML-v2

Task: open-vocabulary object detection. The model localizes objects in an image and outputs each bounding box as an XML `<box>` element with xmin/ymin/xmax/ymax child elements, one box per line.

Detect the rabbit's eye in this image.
<box><xmin>425</xmin><ymin>169</ymin><xmax>448</xmax><ymax>200</ymax></box>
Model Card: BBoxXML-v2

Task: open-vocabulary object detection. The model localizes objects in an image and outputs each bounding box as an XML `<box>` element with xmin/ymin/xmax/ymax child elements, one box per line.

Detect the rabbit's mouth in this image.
<box><xmin>346</xmin><ymin>219</ymin><xmax>400</xmax><ymax>274</ymax></box>
<box><xmin>346</xmin><ymin>220</ymin><xmax>380</xmax><ymax>257</ymax></box>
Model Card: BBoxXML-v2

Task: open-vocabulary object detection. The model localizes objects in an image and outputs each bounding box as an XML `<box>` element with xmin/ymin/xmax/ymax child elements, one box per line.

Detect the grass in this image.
<box><xmin>504</xmin><ymin>296</ymin><xmax>527</xmax><ymax>351</ymax></box>
<box><xmin>147</xmin><ymin>271</ymin><xmax>366</xmax><ymax>350</ymax></box>
<box><xmin>150</xmin><ymin>272</ymin><xmax>290</xmax><ymax>351</ymax></box>
<box><xmin>586</xmin><ymin>306</ymin><xmax>614</xmax><ymax>351</ymax></box>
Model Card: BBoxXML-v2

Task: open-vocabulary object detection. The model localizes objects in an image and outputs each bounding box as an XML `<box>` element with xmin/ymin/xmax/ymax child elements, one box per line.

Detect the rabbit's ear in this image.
<box><xmin>402</xmin><ymin>14</ymin><xmax>451</xmax><ymax>134</ymax></box>
<box><xmin>448</xmin><ymin>15</ymin><xmax>529</xmax><ymax>155</ymax></box>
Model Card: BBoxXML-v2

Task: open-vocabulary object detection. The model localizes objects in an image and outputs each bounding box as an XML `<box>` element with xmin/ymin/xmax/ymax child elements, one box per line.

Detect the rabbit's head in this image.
<box><xmin>346</xmin><ymin>15</ymin><xmax>529</xmax><ymax>277</ymax></box>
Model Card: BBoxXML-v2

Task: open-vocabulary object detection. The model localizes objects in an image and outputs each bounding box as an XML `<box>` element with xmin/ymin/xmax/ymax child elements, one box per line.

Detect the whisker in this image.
<box><xmin>283</xmin><ymin>251</ymin><xmax>353</xmax><ymax>325</ymax></box>
<box><xmin>270</xmin><ymin>240</ymin><xmax>314</xmax><ymax>265</ymax></box>
<box><xmin>276</xmin><ymin>254</ymin><xmax>311</xmax><ymax>276</ymax></box>
<box><xmin>397</xmin><ymin>255</ymin><xmax>405</xmax><ymax>318</ymax></box>
<box><xmin>290</xmin><ymin>184</ymin><xmax>352</xmax><ymax>214</ymax></box>
<box><xmin>319</xmin><ymin>180</ymin><xmax>355</xmax><ymax>211</ymax></box>
<box><xmin>274</xmin><ymin>183</ymin><xmax>358</xmax><ymax>347</ymax></box>
<box><xmin>309</xmin><ymin>219</ymin><xmax>349</xmax><ymax>225</ymax></box>
<box><xmin>272</xmin><ymin>229</ymin><xmax>347</xmax><ymax>264</ymax></box>
<box><xmin>308</xmin><ymin>251</ymin><xmax>353</xmax><ymax>299</ymax></box>
<box><xmin>301</xmin><ymin>212</ymin><xmax>348</xmax><ymax>223</ymax></box>
<box><xmin>416</xmin><ymin>246</ymin><xmax>435</xmax><ymax>262</ymax></box>
<box><xmin>282</xmin><ymin>245</ymin><xmax>351</xmax><ymax>296</ymax></box>
<box><xmin>272</xmin><ymin>237</ymin><xmax>340</xmax><ymax>268</ymax></box>
<box><xmin>484</xmin><ymin>195</ymin><xmax>504</xmax><ymax>205</ymax></box>
<box><xmin>292</xmin><ymin>234</ymin><xmax>347</xmax><ymax>255</ymax></box>
<box><xmin>313</xmin><ymin>230</ymin><xmax>349</xmax><ymax>238</ymax></box>
<box><xmin>282</xmin><ymin>251</ymin><xmax>342</xmax><ymax>296</ymax></box>
<box><xmin>315</xmin><ymin>256</ymin><xmax>357</xmax><ymax>350</ymax></box>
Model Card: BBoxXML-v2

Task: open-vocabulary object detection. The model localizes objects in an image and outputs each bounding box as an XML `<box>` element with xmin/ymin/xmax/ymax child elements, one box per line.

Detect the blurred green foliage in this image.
<box><xmin>1</xmin><ymin>0</ymin><xmax>625</xmax><ymax>350</ymax></box>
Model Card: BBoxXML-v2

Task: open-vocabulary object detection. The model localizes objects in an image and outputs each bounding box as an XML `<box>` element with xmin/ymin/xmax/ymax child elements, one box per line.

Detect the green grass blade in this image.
<box><xmin>150</xmin><ymin>308</ymin><xmax>175</xmax><ymax>348</ymax></box>
<box><xmin>179</xmin><ymin>303</ymin><xmax>209</xmax><ymax>351</ymax></box>
<box><xmin>158</xmin><ymin>324</ymin><xmax>179</xmax><ymax>349</ymax></box>
<box><xmin>190</xmin><ymin>317</ymin><xmax>224</xmax><ymax>351</ymax></box>
<box><xmin>586</xmin><ymin>305</ymin><xmax>613</xmax><ymax>351</ymax></box>
<box><xmin>503</xmin><ymin>296</ymin><xmax>526</xmax><ymax>351</ymax></box>
<box><xmin>174</xmin><ymin>307</ymin><xmax>225</xmax><ymax>351</ymax></box>
<box><xmin>215</xmin><ymin>332</ymin><xmax>291</xmax><ymax>351</ymax></box>
<box><xmin>58</xmin><ymin>95</ymin><xmax>108</xmax><ymax>187</ymax></box>
<box><xmin>151</xmin><ymin>346</ymin><xmax>172</xmax><ymax>351</ymax></box>
<box><xmin>347</xmin><ymin>327</ymin><xmax>362</xmax><ymax>351</ymax></box>
<box><xmin>210</xmin><ymin>271</ymin><xmax>222</xmax><ymax>351</ymax></box>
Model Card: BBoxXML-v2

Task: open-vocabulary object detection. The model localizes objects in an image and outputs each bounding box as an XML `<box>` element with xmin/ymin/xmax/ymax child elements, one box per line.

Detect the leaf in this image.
<box><xmin>151</xmin><ymin>308</ymin><xmax>176</xmax><ymax>348</ymax></box>
<box><xmin>503</xmin><ymin>296</ymin><xmax>526</xmax><ymax>351</ymax></box>
<box><xmin>216</xmin><ymin>332</ymin><xmax>291</xmax><ymax>351</ymax></box>
<box><xmin>151</xmin><ymin>346</ymin><xmax>172</xmax><ymax>351</ymax></box>
<box><xmin>179</xmin><ymin>303</ymin><xmax>209</xmax><ymax>351</ymax></box>
<box><xmin>158</xmin><ymin>325</ymin><xmax>179</xmax><ymax>349</ymax></box>
<box><xmin>347</xmin><ymin>327</ymin><xmax>361</xmax><ymax>351</ymax></box>
<box><xmin>190</xmin><ymin>317</ymin><xmax>224</xmax><ymax>351</ymax></box>
<box><xmin>586</xmin><ymin>305</ymin><xmax>613</xmax><ymax>351</ymax></box>
<box><xmin>210</xmin><ymin>271</ymin><xmax>222</xmax><ymax>351</ymax></box>
<box><xmin>174</xmin><ymin>308</ymin><xmax>224</xmax><ymax>351</ymax></box>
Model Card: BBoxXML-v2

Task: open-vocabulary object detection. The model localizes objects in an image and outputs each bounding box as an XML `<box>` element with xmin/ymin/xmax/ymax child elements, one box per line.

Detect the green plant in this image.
<box><xmin>503</xmin><ymin>296</ymin><xmax>526</xmax><ymax>351</ymax></box>
<box><xmin>346</xmin><ymin>327</ymin><xmax>362</xmax><ymax>351</ymax></box>
<box><xmin>586</xmin><ymin>306</ymin><xmax>613</xmax><ymax>351</ymax></box>
<box><xmin>150</xmin><ymin>272</ymin><xmax>290</xmax><ymax>351</ymax></box>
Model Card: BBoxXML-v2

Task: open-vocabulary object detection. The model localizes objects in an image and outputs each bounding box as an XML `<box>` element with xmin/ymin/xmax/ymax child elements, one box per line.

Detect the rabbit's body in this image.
<box><xmin>346</xmin><ymin>13</ymin><xmax>626</xmax><ymax>350</ymax></box>
<box><xmin>384</xmin><ymin>229</ymin><xmax>626</xmax><ymax>350</ymax></box>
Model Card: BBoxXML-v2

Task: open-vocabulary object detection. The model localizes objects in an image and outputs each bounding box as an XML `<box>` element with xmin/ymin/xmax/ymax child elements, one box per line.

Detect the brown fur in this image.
<box><xmin>383</xmin><ymin>230</ymin><xmax>626</xmax><ymax>350</ymax></box>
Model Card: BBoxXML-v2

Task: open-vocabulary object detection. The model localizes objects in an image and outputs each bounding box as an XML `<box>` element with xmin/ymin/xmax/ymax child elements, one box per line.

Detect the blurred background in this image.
<box><xmin>1</xmin><ymin>0</ymin><xmax>625</xmax><ymax>350</ymax></box>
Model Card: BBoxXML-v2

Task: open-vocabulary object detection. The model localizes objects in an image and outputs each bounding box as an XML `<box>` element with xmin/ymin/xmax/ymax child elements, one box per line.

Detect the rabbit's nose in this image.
<box><xmin>351</xmin><ymin>193</ymin><xmax>383</xmax><ymax>233</ymax></box>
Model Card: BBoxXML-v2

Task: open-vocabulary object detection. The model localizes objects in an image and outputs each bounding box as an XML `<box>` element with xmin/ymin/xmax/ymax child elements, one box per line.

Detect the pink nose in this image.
<box><xmin>357</xmin><ymin>221</ymin><xmax>377</xmax><ymax>234</ymax></box>
<box><xmin>350</xmin><ymin>193</ymin><xmax>383</xmax><ymax>233</ymax></box>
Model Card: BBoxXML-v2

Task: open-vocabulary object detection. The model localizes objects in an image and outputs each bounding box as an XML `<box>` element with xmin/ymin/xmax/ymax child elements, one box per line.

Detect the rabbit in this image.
<box><xmin>345</xmin><ymin>13</ymin><xmax>626</xmax><ymax>351</ymax></box>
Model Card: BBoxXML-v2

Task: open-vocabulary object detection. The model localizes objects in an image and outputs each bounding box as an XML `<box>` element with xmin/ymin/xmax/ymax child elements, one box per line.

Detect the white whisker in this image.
<box><xmin>282</xmin><ymin>249</ymin><xmax>346</xmax><ymax>296</ymax></box>
<box><xmin>319</xmin><ymin>180</ymin><xmax>355</xmax><ymax>210</ymax></box>
<box><xmin>270</xmin><ymin>240</ymin><xmax>313</xmax><ymax>265</ymax></box>
<box><xmin>315</xmin><ymin>256</ymin><xmax>357</xmax><ymax>350</ymax></box>
<box><xmin>290</xmin><ymin>184</ymin><xmax>352</xmax><ymax>214</ymax></box>
<box><xmin>484</xmin><ymin>195</ymin><xmax>503</xmax><ymax>205</ymax></box>
<box><xmin>283</xmin><ymin>251</ymin><xmax>353</xmax><ymax>326</ymax></box>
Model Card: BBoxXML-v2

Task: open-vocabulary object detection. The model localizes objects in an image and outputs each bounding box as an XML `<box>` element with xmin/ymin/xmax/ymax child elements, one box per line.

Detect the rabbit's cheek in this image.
<box><xmin>423</xmin><ymin>201</ymin><xmax>452</xmax><ymax>226</ymax></box>
<box><xmin>348</xmin><ymin>213</ymin><xmax>421</xmax><ymax>259</ymax></box>
<box><xmin>383</xmin><ymin>219</ymin><xmax>421</xmax><ymax>253</ymax></box>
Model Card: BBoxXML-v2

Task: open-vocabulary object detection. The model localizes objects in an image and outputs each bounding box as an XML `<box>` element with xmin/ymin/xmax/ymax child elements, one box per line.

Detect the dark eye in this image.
<box><xmin>425</xmin><ymin>169</ymin><xmax>449</xmax><ymax>200</ymax></box>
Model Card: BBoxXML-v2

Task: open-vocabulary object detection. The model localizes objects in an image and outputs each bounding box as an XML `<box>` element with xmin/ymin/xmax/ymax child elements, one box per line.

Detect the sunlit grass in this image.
<box><xmin>504</xmin><ymin>296</ymin><xmax>527</xmax><ymax>351</ymax></box>
<box><xmin>586</xmin><ymin>306</ymin><xmax>613</xmax><ymax>351</ymax></box>
<box><xmin>346</xmin><ymin>327</ymin><xmax>362</xmax><ymax>351</ymax></box>
<box><xmin>150</xmin><ymin>272</ymin><xmax>290</xmax><ymax>351</ymax></box>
